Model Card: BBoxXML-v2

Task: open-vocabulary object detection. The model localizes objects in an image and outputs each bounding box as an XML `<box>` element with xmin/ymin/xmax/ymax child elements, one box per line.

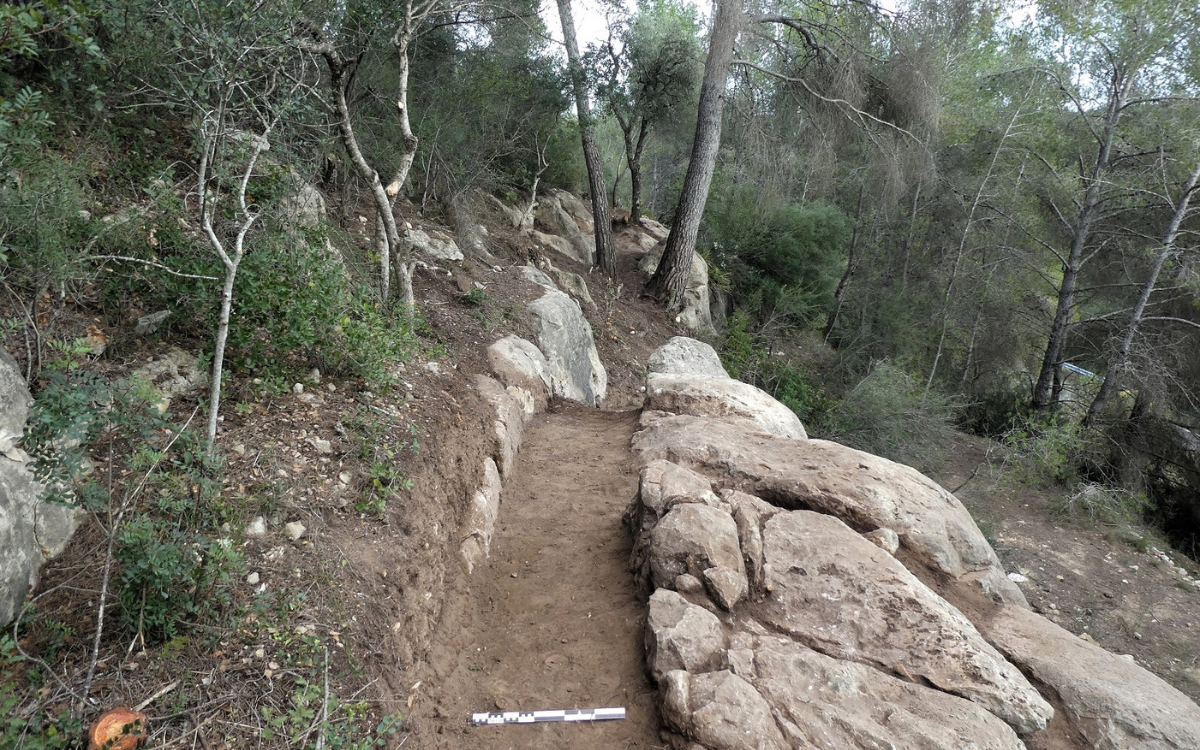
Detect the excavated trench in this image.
<box><xmin>407</xmin><ymin>404</ymin><xmax>662</xmax><ymax>749</ymax></box>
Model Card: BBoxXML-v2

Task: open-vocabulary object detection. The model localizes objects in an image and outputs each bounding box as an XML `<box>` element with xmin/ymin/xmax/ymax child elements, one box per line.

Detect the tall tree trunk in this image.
<box><xmin>925</xmin><ymin>97</ymin><xmax>1026</xmax><ymax>397</ymax></box>
<box><xmin>628</xmin><ymin>118</ymin><xmax>650</xmax><ymax>223</ymax></box>
<box><xmin>556</xmin><ymin>0</ymin><xmax>616</xmax><ymax>277</ymax></box>
<box><xmin>823</xmin><ymin>182</ymin><xmax>865</xmax><ymax>343</ymax></box>
<box><xmin>1082</xmin><ymin>160</ymin><xmax>1200</xmax><ymax>426</ymax></box>
<box><xmin>1031</xmin><ymin>80</ymin><xmax>1128</xmax><ymax>410</ymax></box>
<box><xmin>647</xmin><ymin>0</ymin><xmax>744</xmax><ymax>308</ymax></box>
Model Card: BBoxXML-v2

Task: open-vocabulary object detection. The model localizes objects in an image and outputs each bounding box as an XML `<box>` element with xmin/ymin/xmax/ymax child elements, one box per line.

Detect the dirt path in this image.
<box><xmin>409</xmin><ymin>405</ymin><xmax>661</xmax><ymax>749</ymax></box>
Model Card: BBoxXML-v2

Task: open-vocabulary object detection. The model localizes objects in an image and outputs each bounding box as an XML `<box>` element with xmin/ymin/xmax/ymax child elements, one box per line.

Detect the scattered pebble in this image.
<box><xmin>1007</xmin><ymin>572</ymin><xmax>1029</xmax><ymax>583</ymax></box>
<box><xmin>311</xmin><ymin>437</ymin><xmax>333</xmax><ymax>454</ymax></box>
<box><xmin>292</xmin><ymin>383</ymin><xmax>304</xmax><ymax>394</ymax></box>
<box><xmin>246</xmin><ymin>572</ymin><xmax>260</xmax><ymax>585</ymax></box>
<box><xmin>284</xmin><ymin>522</ymin><xmax>306</xmax><ymax>541</ymax></box>
<box><xmin>245</xmin><ymin>517</ymin><xmax>267</xmax><ymax>537</ymax></box>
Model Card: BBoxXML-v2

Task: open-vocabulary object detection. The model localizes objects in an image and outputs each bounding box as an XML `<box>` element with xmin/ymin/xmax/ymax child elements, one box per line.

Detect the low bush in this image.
<box><xmin>822</xmin><ymin>360</ymin><xmax>961</xmax><ymax>472</ymax></box>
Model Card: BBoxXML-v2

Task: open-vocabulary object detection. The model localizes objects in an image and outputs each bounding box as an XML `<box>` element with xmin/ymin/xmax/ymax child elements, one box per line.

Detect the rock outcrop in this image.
<box><xmin>535</xmin><ymin>189</ymin><xmax>595</xmax><ymax>265</ymax></box>
<box><xmin>1</xmin><ymin>350</ymin><xmax>80</xmax><ymax>627</ymax></box>
<box><xmin>631</xmin><ymin>337</ymin><xmax>1200</xmax><ymax>750</ymax></box>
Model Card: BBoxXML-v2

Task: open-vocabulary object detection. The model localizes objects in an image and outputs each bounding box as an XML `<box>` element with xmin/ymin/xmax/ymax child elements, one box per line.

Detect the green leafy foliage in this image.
<box><xmin>704</xmin><ymin>188</ymin><xmax>850</xmax><ymax>327</ymax></box>
<box><xmin>0</xmin><ymin>634</ymin><xmax>82</xmax><ymax>750</ymax></box>
<box><xmin>114</xmin><ymin>430</ymin><xmax>243</xmax><ymax>642</ymax></box>
<box><xmin>823</xmin><ymin>361</ymin><xmax>961</xmax><ymax>473</ymax></box>
<box><xmin>720</xmin><ymin>311</ymin><xmax>834</xmax><ymax>424</ymax></box>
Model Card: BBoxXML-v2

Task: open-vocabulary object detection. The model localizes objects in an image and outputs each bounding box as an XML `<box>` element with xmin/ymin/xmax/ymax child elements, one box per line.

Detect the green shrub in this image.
<box><xmin>1000</xmin><ymin>415</ymin><xmax>1096</xmax><ymax>487</ymax></box>
<box><xmin>114</xmin><ymin>430</ymin><xmax>243</xmax><ymax>642</ymax></box>
<box><xmin>720</xmin><ymin>311</ymin><xmax>834</xmax><ymax>424</ymax></box>
<box><xmin>704</xmin><ymin>189</ymin><xmax>850</xmax><ymax>327</ymax></box>
<box><xmin>1051</xmin><ymin>483</ymin><xmax>1152</xmax><ymax>525</ymax></box>
<box><xmin>823</xmin><ymin>361</ymin><xmax>961</xmax><ymax>472</ymax></box>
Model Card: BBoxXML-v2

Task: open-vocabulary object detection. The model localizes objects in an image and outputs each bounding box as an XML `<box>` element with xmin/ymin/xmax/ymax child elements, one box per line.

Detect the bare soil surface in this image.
<box><xmin>932</xmin><ymin>434</ymin><xmax>1200</xmax><ymax>704</ymax></box>
<box><xmin>403</xmin><ymin>404</ymin><xmax>662</xmax><ymax>749</ymax></box>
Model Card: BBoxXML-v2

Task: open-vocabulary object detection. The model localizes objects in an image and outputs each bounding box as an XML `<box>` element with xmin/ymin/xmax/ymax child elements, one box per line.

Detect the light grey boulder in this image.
<box><xmin>472</xmin><ymin>376</ymin><xmax>528</xmax><ymax>480</ymax></box>
<box><xmin>528</xmin><ymin>290</ymin><xmax>606</xmax><ymax>406</ymax></box>
<box><xmin>279</xmin><ymin>172</ymin><xmax>326</xmax><ymax>230</ymax></box>
<box><xmin>458</xmin><ymin>458</ymin><xmax>502</xmax><ymax>574</ymax></box>
<box><xmin>650</xmin><ymin>503</ymin><xmax>748</xmax><ymax>610</ymax></box>
<box><xmin>0</xmin><ymin>351</ymin><xmax>81</xmax><ymax>627</ymax></box>
<box><xmin>629</xmin><ymin>460</ymin><xmax>721</xmax><ymax>584</ymax></box>
<box><xmin>486</xmin><ymin>335</ymin><xmax>550</xmax><ymax>412</ymax></box>
<box><xmin>530</xmin><ymin>230</ymin><xmax>585</xmax><ymax>265</ymax></box>
<box><xmin>984</xmin><ymin>604</ymin><xmax>1200</xmax><ymax>750</ymax></box>
<box><xmin>406</xmin><ymin>227</ymin><xmax>463</xmax><ymax>262</ymax></box>
<box><xmin>646</xmin><ymin>372</ymin><xmax>807</xmax><ymax>440</ymax></box>
<box><xmin>661</xmin><ymin>670</ymin><xmax>788</xmax><ymax>750</ymax></box>
<box><xmin>639</xmin><ymin>243</ymin><xmax>713</xmax><ymax>333</ymax></box>
<box><xmin>638</xmin><ymin>217</ymin><xmax>670</xmax><ymax>241</ymax></box>
<box><xmin>0</xmin><ymin>350</ymin><xmax>31</xmax><ymax>455</ymax></box>
<box><xmin>632</xmin><ymin>412</ymin><xmax>1027</xmax><ymax>607</ymax></box>
<box><xmin>521</xmin><ymin>264</ymin><xmax>558</xmax><ymax>291</ymax></box>
<box><xmin>648</xmin><ymin>337</ymin><xmax>729</xmax><ymax>379</ymax></box>
<box><xmin>739</xmin><ymin>634</ymin><xmax>1027</xmax><ymax>750</ymax></box>
<box><xmin>550</xmin><ymin>189</ymin><xmax>594</xmax><ymax>227</ymax></box>
<box><xmin>535</xmin><ymin>192</ymin><xmax>594</xmax><ymax>265</ymax></box>
<box><xmin>647</xmin><ymin>589</ymin><xmax>727</xmax><ymax>681</ymax></box>
<box><xmin>546</xmin><ymin>262</ymin><xmax>595</xmax><ymax>307</ymax></box>
<box><xmin>131</xmin><ymin>348</ymin><xmax>208</xmax><ymax>412</ymax></box>
<box><xmin>757</xmin><ymin>510</ymin><xmax>1052</xmax><ymax>734</ymax></box>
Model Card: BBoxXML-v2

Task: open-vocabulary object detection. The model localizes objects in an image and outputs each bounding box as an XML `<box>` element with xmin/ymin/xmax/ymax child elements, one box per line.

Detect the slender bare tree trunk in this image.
<box><xmin>1083</xmin><ymin>160</ymin><xmax>1200</xmax><ymax>426</ymax></box>
<box><xmin>925</xmin><ymin>98</ymin><xmax>1026</xmax><ymax>396</ymax></box>
<box><xmin>557</xmin><ymin>0</ymin><xmax>617</xmax><ymax>277</ymax></box>
<box><xmin>823</xmin><ymin>182</ymin><xmax>865</xmax><ymax>342</ymax></box>
<box><xmin>647</xmin><ymin>0</ymin><xmax>744</xmax><ymax>308</ymax></box>
<box><xmin>1032</xmin><ymin>78</ymin><xmax>1128</xmax><ymax>410</ymax></box>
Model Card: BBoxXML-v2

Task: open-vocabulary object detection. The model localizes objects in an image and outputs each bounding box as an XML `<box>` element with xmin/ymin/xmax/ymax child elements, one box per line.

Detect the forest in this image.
<box><xmin>3</xmin><ymin>0</ymin><xmax>1200</xmax><ymax>556</ymax></box>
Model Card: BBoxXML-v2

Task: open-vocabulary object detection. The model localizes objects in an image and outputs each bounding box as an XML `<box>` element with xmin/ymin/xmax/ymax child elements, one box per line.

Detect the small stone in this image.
<box><xmin>246</xmin><ymin>517</ymin><xmax>267</xmax><ymax>537</ymax></box>
<box><xmin>1008</xmin><ymin>572</ymin><xmax>1029</xmax><ymax>583</ymax></box>
<box><xmin>338</xmin><ymin>472</ymin><xmax>352</xmax><ymax>485</ymax></box>
<box><xmin>1049</xmin><ymin>603</ymin><xmax>1057</xmax><ymax>610</ymax></box>
<box><xmin>311</xmin><ymin>438</ymin><xmax>332</xmax><ymax>454</ymax></box>
<box><xmin>246</xmin><ymin>572</ymin><xmax>260</xmax><ymax>585</ymax></box>
<box><xmin>327</xmin><ymin>383</ymin><xmax>336</xmax><ymax>392</ymax></box>
<box><xmin>1133</xmin><ymin>632</ymin><xmax>1143</xmax><ymax>640</ymax></box>
<box><xmin>232</xmin><ymin>443</ymin><xmax>246</xmax><ymax>456</ymax></box>
<box><xmin>1057</xmin><ymin>575</ymin><xmax>1065</xmax><ymax>581</ymax></box>
<box><xmin>675</xmin><ymin>573</ymin><xmax>704</xmax><ymax>594</ymax></box>
<box><xmin>1129</xmin><ymin>565</ymin><xmax>1139</xmax><ymax>572</ymax></box>
<box><xmin>307</xmin><ymin>368</ymin><xmax>321</xmax><ymax>385</ymax></box>
<box><xmin>292</xmin><ymin>383</ymin><xmax>304</xmax><ymax>394</ymax></box>
<box><xmin>284</xmin><ymin>522</ymin><xmax>306</xmax><ymax>541</ymax></box>
<box><xmin>864</xmin><ymin>528</ymin><xmax>900</xmax><ymax>555</ymax></box>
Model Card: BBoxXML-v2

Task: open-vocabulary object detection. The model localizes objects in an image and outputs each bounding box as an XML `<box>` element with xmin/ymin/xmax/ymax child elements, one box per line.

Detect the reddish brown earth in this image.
<box><xmin>403</xmin><ymin>405</ymin><xmax>663</xmax><ymax>749</ymax></box>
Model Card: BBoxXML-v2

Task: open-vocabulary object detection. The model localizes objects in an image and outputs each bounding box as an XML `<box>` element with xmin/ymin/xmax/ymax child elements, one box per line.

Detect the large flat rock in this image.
<box><xmin>983</xmin><ymin>605</ymin><xmax>1200</xmax><ymax>750</ymax></box>
<box><xmin>738</xmin><ymin>634</ymin><xmax>1027</xmax><ymax>750</ymax></box>
<box><xmin>754</xmin><ymin>510</ymin><xmax>1052</xmax><ymax>733</ymax></box>
<box><xmin>647</xmin><ymin>373</ymin><xmax>807</xmax><ymax>440</ymax></box>
<box><xmin>633</xmin><ymin>412</ymin><xmax>1025</xmax><ymax>605</ymax></box>
<box><xmin>528</xmin><ymin>290</ymin><xmax>606</xmax><ymax>406</ymax></box>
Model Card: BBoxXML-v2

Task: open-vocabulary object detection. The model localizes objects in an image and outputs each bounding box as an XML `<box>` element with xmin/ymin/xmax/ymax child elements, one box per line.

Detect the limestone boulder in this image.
<box><xmin>632</xmin><ymin>412</ymin><xmax>1026</xmax><ymax>606</ymax></box>
<box><xmin>278</xmin><ymin>172</ymin><xmax>326</xmax><ymax>230</ymax></box>
<box><xmin>472</xmin><ymin>376</ymin><xmax>528</xmax><ymax>479</ymax></box>
<box><xmin>648</xmin><ymin>337</ymin><xmax>729</xmax><ymax>379</ymax></box>
<box><xmin>0</xmin><ymin>351</ymin><xmax>80</xmax><ymax>627</ymax></box>
<box><xmin>486</xmin><ymin>335</ymin><xmax>550</xmax><ymax>411</ymax></box>
<box><xmin>647</xmin><ymin>589</ymin><xmax>727</xmax><ymax>681</ymax></box>
<box><xmin>528</xmin><ymin>290</ymin><xmax>606</xmax><ymax>406</ymax></box>
<box><xmin>546</xmin><ymin>262</ymin><xmax>595</xmax><ymax>307</ymax></box>
<box><xmin>984</xmin><ymin>604</ymin><xmax>1200</xmax><ymax>749</ymax></box>
<box><xmin>738</xmin><ymin>634</ymin><xmax>1027</xmax><ymax>750</ymax></box>
<box><xmin>650</xmin><ymin>503</ymin><xmax>748</xmax><ymax>610</ymax></box>
<box><xmin>131</xmin><ymin>348</ymin><xmax>208</xmax><ymax>412</ymax></box>
<box><xmin>406</xmin><ymin>228</ymin><xmax>463</xmax><ymax>262</ymax></box>
<box><xmin>629</xmin><ymin>460</ymin><xmax>721</xmax><ymax>583</ymax></box>
<box><xmin>535</xmin><ymin>191</ymin><xmax>594</xmax><ymax>265</ymax></box>
<box><xmin>638</xmin><ymin>217</ymin><xmax>670</xmax><ymax>241</ymax></box>
<box><xmin>0</xmin><ymin>349</ymin><xmax>32</xmax><ymax>454</ymax></box>
<box><xmin>756</xmin><ymin>510</ymin><xmax>1052</xmax><ymax>734</ymax></box>
<box><xmin>530</xmin><ymin>230</ymin><xmax>585</xmax><ymax>265</ymax></box>
<box><xmin>521</xmin><ymin>264</ymin><xmax>558</xmax><ymax>291</ymax></box>
<box><xmin>458</xmin><ymin>458</ymin><xmax>502</xmax><ymax>574</ymax></box>
<box><xmin>646</xmin><ymin>372</ymin><xmax>807</xmax><ymax>440</ymax></box>
<box><xmin>661</xmin><ymin>670</ymin><xmax>788</xmax><ymax>750</ymax></box>
<box><xmin>639</xmin><ymin>244</ymin><xmax>713</xmax><ymax>333</ymax></box>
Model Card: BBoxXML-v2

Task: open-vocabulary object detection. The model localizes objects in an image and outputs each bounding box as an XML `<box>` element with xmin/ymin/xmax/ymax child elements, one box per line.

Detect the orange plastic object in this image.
<box><xmin>87</xmin><ymin>707</ymin><xmax>148</xmax><ymax>750</ymax></box>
